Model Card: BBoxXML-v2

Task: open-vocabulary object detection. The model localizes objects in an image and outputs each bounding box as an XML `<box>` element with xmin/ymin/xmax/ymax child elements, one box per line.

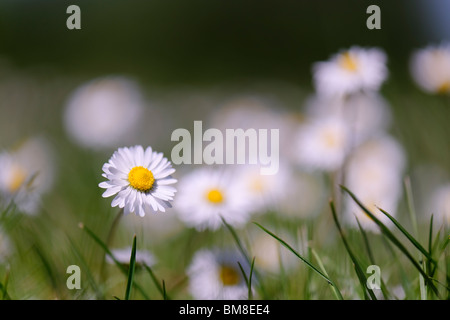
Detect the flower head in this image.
<box><xmin>99</xmin><ymin>145</ymin><xmax>177</xmax><ymax>217</ymax></box>
<box><xmin>64</xmin><ymin>76</ymin><xmax>145</xmax><ymax>149</ymax></box>
<box><xmin>187</xmin><ymin>249</ymin><xmax>250</xmax><ymax>300</ymax></box>
<box><xmin>294</xmin><ymin>116</ymin><xmax>351</xmax><ymax>172</ymax></box>
<box><xmin>313</xmin><ymin>46</ymin><xmax>388</xmax><ymax>97</ymax></box>
<box><xmin>410</xmin><ymin>42</ymin><xmax>450</xmax><ymax>94</ymax></box>
<box><xmin>0</xmin><ymin>137</ymin><xmax>55</xmax><ymax>215</ymax></box>
<box><xmin>175</xmin><ymin>168</ymin><xmax>251</xmax><ymax>231</ymax></box>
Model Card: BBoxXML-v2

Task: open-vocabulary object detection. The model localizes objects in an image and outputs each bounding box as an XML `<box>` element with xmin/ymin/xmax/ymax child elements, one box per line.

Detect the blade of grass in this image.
<box><xmin>144</xmin><ymin>265</ymin><xmax>170</xmax><ymax>300</ymax></box>
<box><xmin>237</xmin><ymin>261</ymin><xmax>249</xmax><ymax>288</ymax></box>
<box><xmin>67</xmin><ymin>237</ymin><xmax>103</xmax><ymax>299</ymax></box>
<box><xmin>377</xmin><ymin>207</ymin><xmax>436</xmax><ymax>265</ymax></box>
<box><xmin>1</xmin><ymin>269</ymin><xmax>10</xmax><ymax>300</ymax></box>
<box><xmin>80</xmin><ymin>223</ymin><xmax>150</xmax><ymax>300</ymax></box>
<box><xmin>311</xmin><ymin>249</ymin><xmax>343</xmax><ymax>300</ymax></box>
<box><xmin>341</xmin><ymin>186</ymin><xmax>440</xmax><ymax>297</ymax></box>
<box><xmin>355</xmin><ymin>216</ymin><xmax>390</xmax><ymax>299</ymax></box>
<box><xmin>162</xmin><ymin>280</ymin><xmax>167</xmax><ymax>301</ymax></box>
<box><xmin>222</xmin><ymin>217</ymin><xmax>268</xmax><ymax>298</ymax></box>
<box><xmin>124</xmin><ymin>235</ymin><xmax>137</xmax><ymax>300</ymax></box>
<box><xmin>248</xmin><ymin>257</ymin><xmax>255</xmax><ymax>300</ymax></box>
<box><xmin>254</xmin><ymin>222</ymin><xmax>344</xmax><ymax>300</ymax></box>
<box><xmin>329</xmin><ymin>201</ymin><xmax>376</xmax><ymax>300</ymax></box>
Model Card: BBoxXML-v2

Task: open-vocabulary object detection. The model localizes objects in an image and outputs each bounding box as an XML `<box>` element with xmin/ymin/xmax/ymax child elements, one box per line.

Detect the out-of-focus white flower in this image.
<box><xmin>99</xmin><ymin>145</ymin><xmax>177</xmax><ymax>217</ymax></box>
<box><xmin>344</xmin><ymin>135</ymin><xmax>406</xmax><ymax>232</ymax></box>
<box><xmin>280</xmin><ymin>170</ymin><xmax>326</xmax><ymax>218</ymax></box>
<box><xmin>0</xmin><ymin>226</ymin><xmax>12</xmax><ymax>263</ymax></box>
<box><xmin>428</xmin><ymin>183</ymin><xmax>450</xmax><ymax>226</ymax></box>
<box><xmin>107</xmin><ymin>247</ymin><xmax>156</xmax><ymax>267</ymax></box>
<box><xmin>187</xmin><ymin>249</ymin><xmax>250</xmax><ymax>300</ymax></box>
<box><xmin>0</xmin><ymin>137</ymin><xmax>55</xmax><ymax>215</ymax></box>
<box><xmin>294</xmin><ymin>116</ymin><xmax>351</xmax><ymax>172</ymax></box>
<box><xmin>305</xmin><ymin>92</ymin><xmax>391</xmax><ymax>145</ymax></box>
<box><xmin>175</xmin><ymin>168</ymin><xmax>251</xmax><ymax>231</ymax></box>
<box><xmin>64</xmin><ymin>76</ymin><xmax>145</xmax><ymax>149</ymax></box>
<box><xmin>235</xmin><ymin>163</ymin><xmax>292</xmax><ymax>214</ymax></box>
<box><xmin>410</xmin><ymin>43</ymin><xmax>450</xmax><ymax>94</ymax></box>
<box><xmin>313</xmin><ymin>46</ymin><xmax>388</xmax><ymax>97</ymax></box>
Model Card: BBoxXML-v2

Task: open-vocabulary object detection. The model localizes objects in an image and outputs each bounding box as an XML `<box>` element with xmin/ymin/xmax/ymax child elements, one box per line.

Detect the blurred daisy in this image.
<box><xmin>187</xmin><ymin>249</ymin><xmax>250</xmax><ymax>300</ymax></box>
<box><xmin>99</xmin><ymin>145</ymin><xmax>177</xmax><ymax>217</ymax></box>
<box><xmin>313</xmin><ymin>46</ymin><xmax>388</xmax><ymax>97</ymax></box>
<box><xmin>0</xmin><ymin>137</ymin><xmax>55</xmax><ymax>215</ymax></box>
<box><xmin>305</xmin><ymin>92</ymin><xmax>391</xmax><ymax>145</ymax></box>
<box><xmin>107</xmin><ymin>247</ymin><xmax>156</xmax><ymax>268</ymax></box>
<box><xmin>294</xmin><ymin>116</ymin><xmax>351</xmax><ymax>172</ymax></box>
<box><xmin>344</xmin><ymin>135</ymin><xmax>406</xmax><ymax>232</ymax></box>
<box><xmin>64</xmin><ymin>76</ymin><xmax>144</xmax><ymax>149</ymax></box>
<box><xmin>175</xmin><ymin>168</ymin><xmax>251</xmax><ymax>231</ymax></box>
<box><xmin>410</xmin><ymin>43</ymin><xmax>450</xmax><ymax>94</ymax></box>
<box><xmin>429</xmin><ymin>183</ymin><xmax>450</xmax><ymax>226</ymax></box>
<box><xmin>235</xmin><ymin>164</ymin><xmax>291</xmax><ymax>214</ymax></box>
<box><xmin>0</xmin><ymin>226</ymin><xmax>12</xmax><ymax>263</ymax></box>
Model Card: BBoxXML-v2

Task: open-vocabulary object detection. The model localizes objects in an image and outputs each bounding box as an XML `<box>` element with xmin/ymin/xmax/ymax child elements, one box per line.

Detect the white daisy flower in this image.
<box><xmin>294</xmin><ymin>116</ymin><xmax>351</xmax><ymax>172</ymax></box>
<box><xmin>410</xmin><ymin>42</ymin><xmax>450</xmax><ymax>94</ymax></box>
<box><xmin>235</xmin><ymin>163</ymin><xmax>292</xmax><ymax>214</ymax></box>
<box><xmin>313</xmin><ymin>46</ymin><xmax>388</xmax><ymax>97</ymax></box>
<box><xmin>343</xmin><ymin>135</ymin><xmax>406</xmax><ymax>232</ymax></box>
<box><xmin>99</xmin><ymin>145</ymin><xmax>177</xmax><ymax>217</ymax></box>
<box><xmin>175</xmin><ymin>168</ymin><xmax>251</xmax><ymax>231</ymax></box>
<box><xmin>64</xmin><ymin>76</ymin><xmax>145</xmax><ymax>149</ymax></box>
<box><xmin>428</xmin><ymin>183</ymin><xmax>450</xmax><ymax>226</ymax></box>
<box><xmin>0</xmin><ymin>226</ymin><xmax>12</xmax><ymax>263</ymax></box>
<box><xmin>187</xmin><ymin>249</ymin><xmax>250</xmax><ymax>300</ymax></box>
<box><xmin>305</xmin><ymin>92</ymin><xmax>391</xmax><ymax>145</ymax></box>
<box><xmin>107</xmin><ymin>247</ymin><xmax>156</xmax><ymax>267</ymax></box>
<box><xmin>0</xmin><ymin>137</ymin><xmax>55</xmax><ymax>215</ymax></box>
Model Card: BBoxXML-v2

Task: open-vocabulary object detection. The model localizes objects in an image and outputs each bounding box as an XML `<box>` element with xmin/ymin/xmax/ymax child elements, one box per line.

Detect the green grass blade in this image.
<box><xmin>144</xmin><ymin>265</ymin><xmax>170</xmax><ymax>300</ymax></box>
<box><xmin>341</xmin><ymin>186</ymin><xmax>440</xmax><ymax>297</ymax></box>
<box><xmin>377</xmin><ymin>207</ymin><xmax>436</xmax><ymax>264</ymax></box>
<box><xmin>311</xmin><ymin>249</ymin><xmax>343</xmax><ymax>300</ymax></box>
<box><xmin>329</xmin><ymin>201</ymin><xmax>376</xmax><ymax>300</ymax></box>
<box><xmin>248</xmin><ymin>257</ymin><xmax>255</xmax><ymax>300</ymax></box>
<box><xmin>67</xmin><ymin>237</ymin><xmax>103</xmax><ymax>299</ymax></box>
<box><xmin>0</xmin><ymin>269</ymin><xmax>10</xmax><ymax>300</ymax></box>
<box><xmin>355</xmin><ymin>216</ymin><xmax>390</xmax><ymax>299</ymax></box>
<box><xmin>254</xmin><ymin>222</ymin><xmax>343</xmax><ymax>299</ymax></box>
<box><xmin>124</xmin><ymin>235</ymin><xmax>137</xmax><ymax>300</ymax></box>
<box><xmin>162</xmin><ymin>280</ymin><xmax>167</xmax><ymax>300</ymax></box>
<box><xmin>80</xmin><ymin>223</ymin><xmax>150</xmax><ymax>300</ymax></box>
<box><xmin>237</xmin><ymin>261</ymin><xmax>249</xmax><ymax>287</ymax></box>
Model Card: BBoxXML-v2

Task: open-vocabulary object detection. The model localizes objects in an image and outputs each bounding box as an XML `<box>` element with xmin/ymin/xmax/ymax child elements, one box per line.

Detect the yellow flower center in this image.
<box><xmin>339</xmin><ymin>52</ymin><xmax>358</xmax><ymax>72</ymax></box>
<box><xmin>206</xmin><ymin>189</ymin><xmax>224</xmax><ymax>204</ymax></box>
<box><xmin>219</xmin><ymin>265</ymin><xmax>240</xmax><ymax>286</ymax></box>
<box><xmin>128</xmin><ymin>166</ymin><xmax>154</xmax><ymax>192</ymax></box>
<box><xmin>437</xmin><ymin>81</ymin><xmax>450</xmax><ymax>94</ymax></box>
<box><xmin>321</xmin><ymin>129</ymin><xmax>340</xmax><ymax>148</ymax></box>
<box><xmin>8</xmin><ymin>166</ymin><xmax>26</xmax><ymax>193</ymax></box>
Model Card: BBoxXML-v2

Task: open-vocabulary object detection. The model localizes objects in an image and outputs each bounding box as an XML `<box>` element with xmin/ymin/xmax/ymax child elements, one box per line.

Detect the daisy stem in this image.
<box><xmin>100</xmin><ymin>208</ymin><xmax>123</xmax><ymax>282</ymax></box>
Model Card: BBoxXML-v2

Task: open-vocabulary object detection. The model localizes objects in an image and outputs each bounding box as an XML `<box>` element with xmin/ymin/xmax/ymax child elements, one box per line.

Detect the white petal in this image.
<box><xmin>102</xmin><ymin>186</ymin><xmax>122</xmax><ymax>198</ymax></box>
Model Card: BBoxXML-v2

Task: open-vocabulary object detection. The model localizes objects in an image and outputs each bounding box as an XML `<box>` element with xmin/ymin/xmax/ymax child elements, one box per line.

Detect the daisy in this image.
<box><xmin>175</xmin><ymin>168</ymin><xmax>251</xmax><ymax>231</ymax></box>
<box><xmin>294</xmin><ymin>116</ymin><xmax>351</xmax><ymax>172</ymax></box>
<box><xmin>312</xmin><ymin>46</ymin><xmax>388</xmax><ymax>97</ymax></box>
<box><xmin>187</xmin><ymin>249</ymin><xmax>250</xmax><ymax>300</ymax></box>
<box><xmin>0</xmin><ymin>137</ymin><xmax>55</xmax><ymax>215</ymax></box>
<box><xmin>343</xmin><ymin>135</ymin><xmax>406</xmax><ymax>232</ymax></box>
<box><xmin>235</xmin><ymin>163</ymin><xmax>292</xmax><ymax>214</ymax></box>
<box><xmin>107</xmin><ymin>247</ymin><xmax>156</xmax><ymax>268</ymax></box>
<box><xmin>428</xmin><ymin>183</ymin><xmax>450</xmax><ymax>226</ymax></box>
<box><xmin>410</xmin><ymin>42</ymin><xmax>450</xmax><ymax>94</ymax></box>
<box><xmin>305</xmin><ymin>92</ymin><xmax>391</xmax><ymax>145</ymax></box>
<box><xmin>64</xmin><ymin>76</ymin><xmax>144</xmax><ymax>149</ymax></box>
<box><xmin>99</xmin><ymin>145</ymin><xmax>177</xmax><ymax>217</ymax></box>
